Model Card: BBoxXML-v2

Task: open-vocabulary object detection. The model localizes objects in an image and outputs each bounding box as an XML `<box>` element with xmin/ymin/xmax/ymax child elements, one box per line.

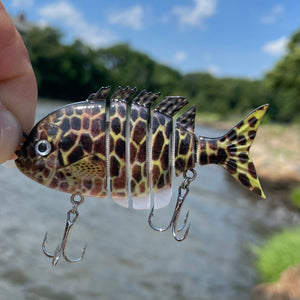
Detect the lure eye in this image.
<box><xmin>35</xmin><ymin>140</ymin><xmax>52</xmax><ymax>157</ymax></box>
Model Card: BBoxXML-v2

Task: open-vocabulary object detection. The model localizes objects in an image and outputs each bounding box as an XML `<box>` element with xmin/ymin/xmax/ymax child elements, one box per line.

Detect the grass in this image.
<box><xmin>291</xmin><ymin>187</ymin><xmax>300</xmax><ymax>208</ymax></box>
<box><xmin>255</xmin><ymin>227</ymin><xmax>300</xmax><ymax>283</ymax></box>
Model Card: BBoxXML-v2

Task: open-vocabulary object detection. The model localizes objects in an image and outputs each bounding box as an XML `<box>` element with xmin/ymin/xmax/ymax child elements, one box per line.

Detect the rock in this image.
<box><xmin>251</xmin><ymin>265</ymin><xmax>300</xmax><ymax>300</ymax></box>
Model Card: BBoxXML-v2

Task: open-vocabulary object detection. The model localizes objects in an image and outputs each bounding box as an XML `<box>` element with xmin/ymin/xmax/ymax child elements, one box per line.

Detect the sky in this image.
<box><xmin>3</xmin><ymin>0</ymin><xmax>300</xmax><ymax>78</ymax></box>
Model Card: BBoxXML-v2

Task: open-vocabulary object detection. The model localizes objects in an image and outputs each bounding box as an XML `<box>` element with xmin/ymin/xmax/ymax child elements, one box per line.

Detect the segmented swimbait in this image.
<box><xmin>16</xmin><ymin>86</ymin><xmax>268</xmax><ymax>210</ymax></box>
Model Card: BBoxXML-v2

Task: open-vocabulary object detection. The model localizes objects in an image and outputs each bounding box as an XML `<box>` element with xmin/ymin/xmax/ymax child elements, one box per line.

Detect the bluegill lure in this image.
<box><xmin>15</xmin><ymin>86</ymin><xmax>268</xmax><ymax>265</ymax></box>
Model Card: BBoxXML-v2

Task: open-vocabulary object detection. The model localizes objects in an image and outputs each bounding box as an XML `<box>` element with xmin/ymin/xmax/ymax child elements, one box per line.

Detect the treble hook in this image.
<box><xmin>42</xmin><ymin>194</ymin><xmax>87</xmax><ymax>266</ymax></box>
<box><xmin>148</xmin><ymin>169</ymin><xmax>197</xmax><ymax>242</ymax></box>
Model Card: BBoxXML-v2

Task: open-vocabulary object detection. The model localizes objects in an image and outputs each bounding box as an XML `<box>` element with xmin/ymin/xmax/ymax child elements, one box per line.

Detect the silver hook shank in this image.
<box><xmin>148</xmin><ymin>169</ymin><xmax>196</xmax><ymax>242</ymax></box>
<box><xmin>42</xmin><ymin>194</ymin><xmax>87</xmax><ymax>266</ymax></box>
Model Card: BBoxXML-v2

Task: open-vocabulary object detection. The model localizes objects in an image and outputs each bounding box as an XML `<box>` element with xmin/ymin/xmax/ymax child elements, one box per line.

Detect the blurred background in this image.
<box><xmin>1</xmin><ymin>0</ymin><xmax>300</xmax><ymax>299</ymax></box>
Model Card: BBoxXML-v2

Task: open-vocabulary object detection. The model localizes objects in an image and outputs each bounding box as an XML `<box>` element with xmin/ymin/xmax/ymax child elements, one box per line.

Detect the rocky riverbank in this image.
<box><xmin>252</xmin><ymin>124</ymin><xmax>300</xmax><ymax>185</ymax></box>
<box><xmin>251</xmin><ymin>265</ymin><xmax>300</xmax><ymax>300</ymax></box>
<box><xmin>252</xmin><ymin>123</ymin><xmax>300</xmax><ymax>209</ymax></box>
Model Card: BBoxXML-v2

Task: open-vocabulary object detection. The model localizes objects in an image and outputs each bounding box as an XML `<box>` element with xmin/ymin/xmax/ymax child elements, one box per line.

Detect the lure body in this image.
<box><xmin>16</xmin><ymin>86</ymin><xmax>268</xmax><ymax>210</ymax></box>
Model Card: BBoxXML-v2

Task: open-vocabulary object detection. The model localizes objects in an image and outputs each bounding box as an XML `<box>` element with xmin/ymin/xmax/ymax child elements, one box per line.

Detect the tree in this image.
<box><xmin>19</xmin><ymin>24</ymin><xmax>299</xmax><ymax>123</ymax></box>
<box><xmin>96</xmin><ymin>44</ymin><xmax>182</xmax><ymax>94</ymax></box>
<box><xmin>263</xmin><ymin>30</ymin><xmax>300</xmax><ymax>122</ymax></box>
<box><xmin>24</xmin><ymin>26</ymin><xmax>111</xmax><ymax>99</ymax></box>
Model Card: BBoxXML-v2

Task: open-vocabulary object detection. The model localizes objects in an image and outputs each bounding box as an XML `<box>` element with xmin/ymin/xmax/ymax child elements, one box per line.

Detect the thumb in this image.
<box><xmin>0</xmin><ymin>105</ymin><xmax>21</xmax><ymax>164</ymax></box>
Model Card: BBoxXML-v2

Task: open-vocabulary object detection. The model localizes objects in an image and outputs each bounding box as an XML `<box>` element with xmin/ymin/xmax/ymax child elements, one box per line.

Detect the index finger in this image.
<box><xmin>0</xmin><ymin>1</ymin><xmax>37</xmax><ymax>134</ymax></box>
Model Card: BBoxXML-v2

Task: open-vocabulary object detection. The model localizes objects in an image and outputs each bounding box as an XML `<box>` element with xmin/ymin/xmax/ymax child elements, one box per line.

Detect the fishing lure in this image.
<box><xmin>15</xmin><ymin>86</ymin><xmax>268</xmax><ymax>265</ymax></box>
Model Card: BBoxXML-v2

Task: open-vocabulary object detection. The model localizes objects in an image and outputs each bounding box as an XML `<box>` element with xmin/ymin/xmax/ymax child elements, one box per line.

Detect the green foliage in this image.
<box><xmin>263</xmin><ymin>30</ymin><xmax>300</xmax><ymax>122</ymax></box>
<box><xmin>255</xmin><ymin>227</ymin><xmax>300</xmax><ymax>282</ymax></box>
<box><xmin>290</xmin><ymin>187</ymin><xmax>300</xmax><ymax>208</ymax></box>
<box><xmin>20</xmin><ymin>25</ymin><xmax>299</xmax><ymax>122</ymax></box>
<box><xmin>182</xmin><ymin>73</ymin><xmax>266</xmax><ymax>117</ymax></box>
<box><xmin>96</xmin><ymin>44</ymin><xmax>182</xmax><ymax>94</ymax></box>
<box><xmin>23</xmin><ymin>26</ymin><xmax>111</xmax><ymax>100</ymax></box>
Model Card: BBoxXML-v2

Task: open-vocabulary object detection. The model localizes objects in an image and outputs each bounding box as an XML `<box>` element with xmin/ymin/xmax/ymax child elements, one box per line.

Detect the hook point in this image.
<box><xmin>42</xmin><ymin>194</ymin><xmax>87</xmax><ymax>265</ymax></box>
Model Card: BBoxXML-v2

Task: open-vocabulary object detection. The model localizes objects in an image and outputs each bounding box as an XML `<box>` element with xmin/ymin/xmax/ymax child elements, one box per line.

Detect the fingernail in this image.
<box><xmin>0</xmin><ymin>109</ymin><xmax>21</xmax><ymax>164</ymax></box>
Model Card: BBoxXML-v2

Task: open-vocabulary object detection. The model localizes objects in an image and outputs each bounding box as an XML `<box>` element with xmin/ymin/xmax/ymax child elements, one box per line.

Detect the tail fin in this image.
<box><xmin>198</xmin><ymin>104</ymin><xmax>269</xmax><ymax>198</ymax></box>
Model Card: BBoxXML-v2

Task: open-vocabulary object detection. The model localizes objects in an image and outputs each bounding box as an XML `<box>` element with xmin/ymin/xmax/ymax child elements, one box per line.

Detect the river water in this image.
<box><xmin>0</xmin><ymin>101</ymin><xmax>299</xmax><ymax>300</ymax></box>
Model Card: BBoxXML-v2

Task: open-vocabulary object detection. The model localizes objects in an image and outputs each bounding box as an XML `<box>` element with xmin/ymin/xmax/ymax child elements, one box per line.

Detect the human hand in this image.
<box><xmin>0</xmin><ymin>1</ymin><xmax>37</xmax><ymax>164</ymax></box>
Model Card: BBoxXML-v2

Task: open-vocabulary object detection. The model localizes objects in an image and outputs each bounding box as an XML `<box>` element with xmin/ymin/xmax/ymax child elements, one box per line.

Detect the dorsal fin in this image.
<box><xmin>133</xmin><ymin>89</ymin><xmax>161</xmax><ymax>107</ymax></box>
<box><xmin>87</xmin><ymin>86</ymin><xmax>111</xmax><ymax>101</ymax></box>
<box><xmin>110</xmin><ymin>86</ymin><xmax>137</xmax><ymax>101</ymax></box>
<box><xmin>154</xmin><ymin>96</ymin><xmax>189</xmax><ymax>117</ymax></box>
<box><xmin>176</xmin><ymin>106</ymin><xmax>196</xmax><ymax>132</ymax></box>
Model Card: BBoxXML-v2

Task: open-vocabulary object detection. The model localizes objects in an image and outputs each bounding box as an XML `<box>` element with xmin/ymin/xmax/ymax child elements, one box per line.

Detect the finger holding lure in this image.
<box><xmin>15</xmin><ymin>86</ymin><xmax>268</xmax><ymax>265</ymax></box>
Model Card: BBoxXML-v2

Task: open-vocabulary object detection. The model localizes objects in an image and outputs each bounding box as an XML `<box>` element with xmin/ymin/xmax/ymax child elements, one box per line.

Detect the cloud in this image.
<box><xmin>173</xmin><ymin>51</ymin><xmax>187</xmax><ymax>63</ymax></box>
<box><xmin>107</xmin><ymin>5</ymin><xmax>144</xmax><ymax>31</ymax></box>
<box><xmin>206</xmin><ymin>64</ymin><xmax>219</xmax><ymax>75</ymax></box>
<box><xmin>171</xmin><ymin>0</ymin><xmax>217</xmax><ymax>28</ymax></box>
<box><xmin>38</xmin><ymin>1</ymin><xmax>116</xmax><ymax>47</ymax></box>
<box><xmin>12</xmin><ymin>0</ymin><xmax>34</xmax><ymax>7</ymax></box>
<box><xmin>263</xmin><ymin>36</ymin><xmax>288</xmax><ymax>56</ymax></box>
<box><xmin>39</xmin><ymin>1</ymin><xmax>77</xmax><ymax>20</ymax></box>
<box><xmin>261</xmin><ymin>4</ymin><xmax>284</xmax><ymax>24</ymax></box>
